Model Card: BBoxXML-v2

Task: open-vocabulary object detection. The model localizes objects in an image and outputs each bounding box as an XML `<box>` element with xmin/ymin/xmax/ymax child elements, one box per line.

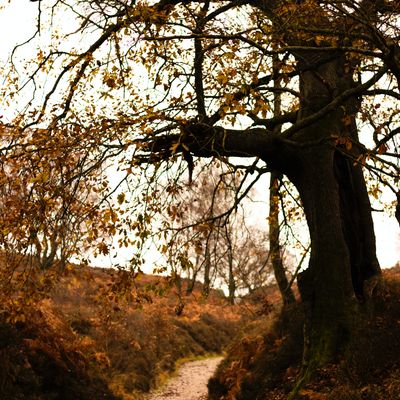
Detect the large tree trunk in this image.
<box><xmin>282</xmin><ymin>50</ymin><xmax>382</xmax><ymax>386</ymax></box>
<box><xmin>289</xmin><ymin>144</ymin><xmax>380</xmax><ymax>387</ymax></box>
<box><xmin>292</xmin><ymin>148</ymin><xmax>355</xmax><ymax>368</ymax></box>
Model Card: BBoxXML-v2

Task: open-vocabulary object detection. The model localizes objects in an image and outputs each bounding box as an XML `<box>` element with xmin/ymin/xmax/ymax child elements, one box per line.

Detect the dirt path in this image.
<box><xmin>147</xmin><ymin>356</ymin><xmax>223</xmax><ymax>400</ymax></box>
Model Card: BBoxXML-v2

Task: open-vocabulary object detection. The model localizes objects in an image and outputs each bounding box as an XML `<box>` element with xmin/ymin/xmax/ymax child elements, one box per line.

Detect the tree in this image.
<box><xmin>268</xmin><ymin>55</ymin><xmax>296</xmax><ymax>306</ymax></box>
<box><xmin>2</xmin><ymin>0</ymin><xmax>400</xmax><ymax>392</ymax></box>
<box><xmin>268</xmin><ymin>171</ymin><xmax>296</xmax><ymax>305</ymax></box>
<box><xmin>220</xmin><ymin>222</ymin><xmax>273</xmax><ymax>301</ymax></box>
<box><xmin>0</xmin><ymin>124</ymin><xmax>106</xmax><ymax>271</ymax></box>
<box><xmin>158</xmin><ymin>164</ymin><xmax>273</xmax><ymax>303</ymax></box>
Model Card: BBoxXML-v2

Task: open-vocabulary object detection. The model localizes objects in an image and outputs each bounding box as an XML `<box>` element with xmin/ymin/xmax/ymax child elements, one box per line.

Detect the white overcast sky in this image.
<box><xmin>0</xmin><ymin>2</ymin><xmax>398</xmax><ymax>269</ymax></box>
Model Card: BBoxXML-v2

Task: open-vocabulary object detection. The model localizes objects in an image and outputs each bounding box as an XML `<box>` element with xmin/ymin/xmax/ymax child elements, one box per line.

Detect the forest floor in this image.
<box><xmin>147</xmin><ymin>356</ymin><xmax>223</xmax><ymax>400</ymax></box>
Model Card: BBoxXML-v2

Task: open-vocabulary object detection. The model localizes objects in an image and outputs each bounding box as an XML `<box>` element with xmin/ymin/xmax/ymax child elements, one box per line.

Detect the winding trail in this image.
<box><xmin>147</xmin><ymin>356</ymin><xmax>223</xmax><ymax>400</ymax></box>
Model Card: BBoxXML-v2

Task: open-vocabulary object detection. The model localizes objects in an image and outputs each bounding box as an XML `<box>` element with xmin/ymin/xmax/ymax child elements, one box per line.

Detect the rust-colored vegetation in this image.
<box><xmin>208</xmin><ymin>265</ymin><xmax>400</xmax><ymax>400</ymax></box>
<box><xmin>0</xmin><ymin>259</ymin><xmax>247</xmax><ymax>400</ymax></box>
<box><xmin>2</xmin><ymin>248</ymin><xmax>400</xmax><ymax>400</ymax></box>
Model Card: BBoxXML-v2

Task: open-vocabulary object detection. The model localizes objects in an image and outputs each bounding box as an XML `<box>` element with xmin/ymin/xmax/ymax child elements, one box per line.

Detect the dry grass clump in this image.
<box><xmin>0</xmin><ymin>264</ymin><xmax>245</xmax><ymax>400</ymax></box>
<box><xmin>208</xmin><ymin>302</ymin><xmax>304</xmax><ymax>400</ymax></box>
<box><xmin>208</xmin><ymin>271</ymin><xmax>400</xmax><ymax>400</ymax></box>
<box><xmin>0</xmin><ymin>302</ymin><xmax>118</xmax><ymax>400</ymax></box>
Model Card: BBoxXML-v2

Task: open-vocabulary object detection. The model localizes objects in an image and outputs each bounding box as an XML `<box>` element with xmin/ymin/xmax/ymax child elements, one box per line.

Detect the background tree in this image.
<box><xmin>158</xmin><ymin>164</ymin><xmax>274</xmax><ymax>304</ymax></box>
<box><xmin>268</xmin><ymin>55</ymin><xmax>296</xmax><ymax>306</ymax></box>
<box><xmin>2</xmin><ymin>0</ymin><xmax>400</xmax><ymax>393</ymax></box>
<box><xmin>0</xmin><ymin>125</ymin><xmax>107</xmax><ymax>270</ymax></box>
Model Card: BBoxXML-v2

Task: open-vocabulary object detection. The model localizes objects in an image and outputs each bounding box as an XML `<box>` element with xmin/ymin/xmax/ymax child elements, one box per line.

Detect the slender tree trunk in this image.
<box><xmin>226</xmin><ymin>227</ymin><xmax>236</xmax><ymax>305</ymax></box>
<box><xmin>269</xmin><ymin>54</ymin><xmax>296</xmax><ymax>306</ymax></box>
<box><xmin>269</xmin><ymin>171</ymin><xmax>296</xmax><ymax>305</ymax></box>
<box><xmin>186</xmin><ymin>269</ymin><xmax>197</xmax><ymax>296</ymax></box>
<box><xmin>203</xmin><ymin>247</ymin><xmax>211</xmax><ymax>297</ymax></box>
<box><xmin>228</xmin><ymin>260</ymin><xmax>235</xmax><ymax>305</ymax></box>
<box><xmin>186</xmin><ymin>254</ymin><xmax>200</xmax><ymax>296</ymax></box>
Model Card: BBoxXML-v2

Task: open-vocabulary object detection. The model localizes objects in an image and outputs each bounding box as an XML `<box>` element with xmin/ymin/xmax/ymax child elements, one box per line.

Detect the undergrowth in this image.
<box><xmin>208</xmin><ymin>270</ymin><xmax>400</xmax><ymax>400</ymax></box>
<box><xmin>0</xmin><ymin>265</ymin><xmax>244</xmax><ymax>400</ymax></box>
<box><xmin>0</xmin><ymin>308</ymin><xmax>118</xmax><ymax>400</ymax></box>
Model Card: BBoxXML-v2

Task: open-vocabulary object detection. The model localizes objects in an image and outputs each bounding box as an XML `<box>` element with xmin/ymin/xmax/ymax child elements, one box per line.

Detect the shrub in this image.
<box><xmin>209</xmin><ymin>303</ymin><xmax>304</xmax><ymax>400</ymax></box>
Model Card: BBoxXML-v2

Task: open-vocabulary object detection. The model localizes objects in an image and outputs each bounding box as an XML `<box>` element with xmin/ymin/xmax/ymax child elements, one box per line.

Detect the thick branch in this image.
<box><xmin>282</xmin><ymin>66</ymin><xmax>388</xmax><ymax>138</ymax></box>
<box><xmin>250</xmin><ymin>110</ymin><xmax>298</xmax><ymax>129</ymax></box>
<box><xmin>143</xmin><ymin>123</ymin><xmax>298</xmax><ymax>172</ymax></box>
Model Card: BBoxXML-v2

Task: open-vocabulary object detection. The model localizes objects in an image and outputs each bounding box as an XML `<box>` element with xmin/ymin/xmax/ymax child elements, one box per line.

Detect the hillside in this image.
<box><xmin>2</xmin><ymin>261</ymin><xmax>399</xmax><ymax>400</ymax></box>
<box><xmin>0</xmin><ymin>263</ymin><xmax>249</xmax><ymax>400</ymax></box>
<box><xmin>208</xmin><ymin>265</ymin><xmax>400</xmax><ymax>400</ymax></box>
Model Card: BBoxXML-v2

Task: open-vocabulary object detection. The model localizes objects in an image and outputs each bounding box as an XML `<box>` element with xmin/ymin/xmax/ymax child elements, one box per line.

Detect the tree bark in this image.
<box><xmin>282</xmin><ymin>48</ymin><xmax>382</xmax><ymax>384</ymax></box>
<box><xmin>292</xmin><ymin>148</ymin><xmax>355</xmax><ymax>367</ymax></box>
<box><xmin>226</xmin><ymin>227</ymin><xmax>236</xmax><ymax>305</ymax></box>
<box><xmin>203</xmin><ymin>247</ymin><xmax>211</xmax><ymax>297</ymax></box>
<box><xmin>269</xmin><ymin>171</ymin><xmax>296</xmax><ymax>305</ymax></box>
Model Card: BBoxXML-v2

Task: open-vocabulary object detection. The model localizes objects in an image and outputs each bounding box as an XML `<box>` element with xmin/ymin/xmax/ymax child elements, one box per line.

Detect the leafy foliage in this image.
<box><xmin>0</xmin><ymin>0</ymin><xmax>399</xmax><ymax>396</ymax></box>
<box><xmin>0</xmin><ymin>0</ymin><xmax>398</xmax><ymax>274</ymax></box>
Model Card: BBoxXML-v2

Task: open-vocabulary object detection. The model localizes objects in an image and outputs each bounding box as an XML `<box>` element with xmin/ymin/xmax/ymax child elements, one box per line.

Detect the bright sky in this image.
<box><xmin>0</xmin><ymin>3</ymin><xmax>37</xmax><ymax>54</ymax></box>
<box><xmin>0</xmin><ymin>3</ymin><xmax>398</xmax><ymax>269</ymax></box>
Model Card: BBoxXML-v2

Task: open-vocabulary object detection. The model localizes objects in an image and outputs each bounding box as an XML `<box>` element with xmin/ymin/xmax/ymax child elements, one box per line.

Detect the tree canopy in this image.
<box><xmin>1</xmin><ymin>0</ymin><xmax>399</xmax><ymax>395</ymax></box>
